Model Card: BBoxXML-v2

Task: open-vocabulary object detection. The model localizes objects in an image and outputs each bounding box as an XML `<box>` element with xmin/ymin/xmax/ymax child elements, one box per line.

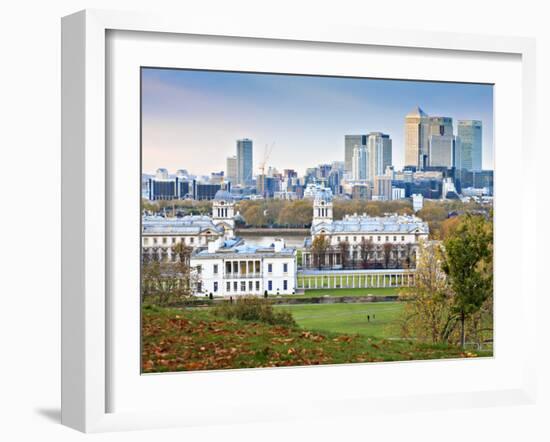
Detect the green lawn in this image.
<box><xmin>297</xmin><ymin>287</ymin><xmax>399</xmax><ymax>298</ymax></box>
<box><xmin>276</xmin><ymin>302</ymin><xmax>404</xmax><ymax>338</ymax></box>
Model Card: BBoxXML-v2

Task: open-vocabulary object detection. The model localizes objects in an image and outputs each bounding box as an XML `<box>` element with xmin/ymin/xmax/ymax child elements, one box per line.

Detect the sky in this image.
<box><xmin>141</xmin><ymin>68</ymin><xmax>493</xmax><ymax>177</ymax></box>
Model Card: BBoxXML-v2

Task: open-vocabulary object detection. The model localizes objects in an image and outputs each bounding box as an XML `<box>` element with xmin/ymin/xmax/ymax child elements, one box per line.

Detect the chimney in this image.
<box><xmin>208</xmin><ymin>238</ymin><xmax>221</xmax><ymax>253</ymax></box>
<box><xmin>273</xmin><ymin>238</ymin><xmax>284</xmax><ymax>253</ymax></box>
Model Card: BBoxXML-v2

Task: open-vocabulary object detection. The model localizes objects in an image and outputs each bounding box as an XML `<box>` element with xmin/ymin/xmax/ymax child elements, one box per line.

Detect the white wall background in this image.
<box><xmin>0</xmin><ymin>0</ymin><xmax>547</xmax><ymax>441</ymax></box>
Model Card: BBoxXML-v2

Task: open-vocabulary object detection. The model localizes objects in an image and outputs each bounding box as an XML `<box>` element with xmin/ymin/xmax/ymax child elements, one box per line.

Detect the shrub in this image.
<box><xmin>213</xmin><ymin>297</ymin><xmax>296</xmax><ymax>328</ymax></box>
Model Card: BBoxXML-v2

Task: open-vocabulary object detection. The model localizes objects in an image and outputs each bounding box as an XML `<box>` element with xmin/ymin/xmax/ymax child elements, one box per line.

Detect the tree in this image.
<box><xmin>141</xmin><ymin>241</ymin><xmax>196</xmax><ymax>306</ymax></box>
<box><xmin>403</xmin><ymin>243</ymin><xmax>416</xmax><ymax>269</ymax></box>
<box><xmin>382</xmin><ymin>243</ymin><xmax>393</xmax><ymax>269</ymax></box>
<box><xmin>277</xmin><ymin>200</ymin><xmax>312</xmax><ymax>227</ymax></box>
<box><xmin>399</xmin><ymin>241</ymin><xmax>457</xmax><ymax>343</ymax></box>
<box><xmin>359</xmin><ymin>238</ymin><xmax>373</xmax><ymax>269</ymax></box>
<box><xmin>241</xmin><ymin>203</ymin><xmax>267</xmax><ymax>227</ymax></box>
<box><xmin>311</xmin><ymin>234</ymin><xmax>330</xmax><ymax>270</ymax></box>
<box><xmin>442</xmin><ymin>215</ymin><xmax>493</xmax><ymax>348</ymax></box>
<box><xmin>338</xmin><ymin>240</ymin><xmax>350</xmax><ymax>269</ymax></box>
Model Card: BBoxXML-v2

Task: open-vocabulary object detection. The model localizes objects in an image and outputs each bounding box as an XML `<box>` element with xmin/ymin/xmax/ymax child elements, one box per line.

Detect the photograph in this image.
<box><xmin>140</xmin><ymin>67</ymin><xmax>494</xmax><ymax>373</ymax></box>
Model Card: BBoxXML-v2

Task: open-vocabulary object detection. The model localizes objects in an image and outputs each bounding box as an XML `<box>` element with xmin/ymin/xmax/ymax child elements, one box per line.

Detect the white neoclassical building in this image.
<box><xmin>190</xmin><ymin>237</ymin><xmax>297</xmax><ymax>297</ymax></box>
<box><xmin>303</xmin><ymin>190</ymin><xmax>429</xmax><ymax>268</ymax></box>
<box><xmin>142</xmin><ymin>189</ymin><xmax>236</xmax><ymax>261</ymax></box>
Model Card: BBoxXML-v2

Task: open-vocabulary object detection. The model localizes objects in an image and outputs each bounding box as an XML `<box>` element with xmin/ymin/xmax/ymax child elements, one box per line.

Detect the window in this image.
<box><xmin>385</xmin><ymin>236</ymin><xmax>389</xmax><ymax>242</ymax></box>
<box><xmin>162</xmin><ymin>237</ymin><xmax>167</xmax><ymax>244</ymax></box>
<box><xmin>172</xmin><ymin>237</ymin><xmax>176</xmax><ymax>244</ymax></box>
<box><xmin>377</xmin><ymin>236</ymin><xmax>381</xmax><ymax>241</ymax></box>
<box><xmin>268</xmin><ymin>281</ymin><xmax>273</xmax><ymax>291</ymax></box>
<box><xmin>353</xmin><ymin>236</ymin><xmax>357</xmax><ymax>242</ymax></box>
<box><xmin>401</xmin><ymin>236</ymin><xmax>405</xmax><ymax>241</ymax></box>
<box><xmin>393</xmin><ymin>236</ymin><xmax>397</xmax><ymax>241</ymax></box>
<box><xmin>190</xmin><ymin>237</ymin><xmax>194</xmax><ymax>244</ymax></box>
<box><xmin>345</xmin><ymin>236</ymin><xmax>349</xmax><ymax>242</ymax></box>
<box><xmin>337</xmin><ymin>236</ymin><xmax>341</xmax><ymax>242</ymax></box>
<box><xmin>248</xmin><ymin>281</ymin><xmax>253</xmax><ymax>291</ymax></box>
<box><xmin>241</xmin><ymin>281</ymin><xmax>246</xmax><ymax>291</ymax></box>
<box><xmin>213</xmin><ymin>264</ymin><xmax>218</xmax><ymax>274</ymax></box>
<box><xmin>283</xmin><ymin>263</ymin><xmax>288</xmax><ymax>273</ymax></box>
<box><xmin>196</xmin><ymin>265</ymin><xmax>202</xmax><ymax>274</ymax></box>
<box><xmin>143</xmin><ymin>238</ymin><xmax>149</xmax><ymax>245</ymax></box>
<box><xmin>283</xmin><ymin>280</ymin><xmax>288</xmax><ymax>290</ymax></box>
<box><xmin>153</xmin><ymin>238</ymin><xmax>158</xmax><ymax>245</ymax></box>
<box><xmin>255</xmin><ymin>281</ymin><xmax>260</xmax><ymax>291</ymax></box>
<box><xmin>226</xmin><ymin>282</ymin><xmax>231</xmax><ymax>292</ymax></box>
<box><xmin>268</xmin><ymin>263</ymin><xmax>273</xmax><ymax>273</ymax></box>
<box><xmin>213</xmin><ymin>282</ymin><xmax>218</xmax><ymax>292</ymax></box>
<box><xmin>233</xmin><ymin>281</ymin><xmax>238</xmax><ymax>291</ymax></box>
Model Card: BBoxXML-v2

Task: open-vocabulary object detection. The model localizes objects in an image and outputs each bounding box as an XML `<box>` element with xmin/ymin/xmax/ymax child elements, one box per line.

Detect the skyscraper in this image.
<box><xmin>405</xmin><ymin>106</ymin><xmax>429</xmax><ymax>169</ymax></box>
<box><xmin>427</xmin><ymin>116</ymin><xmax>454</xmax><ymax>168</ymax></box>
<box><xmin>457</xmin><ymin>120</ymin><xmax>482</xmax><ymax>171</ymax></box>
<box><xmin>428</xmin><ymin>134</ymin><xmax>455</xmax><ymax>168</ymax></box>
<box><xmin>344</xmin><ymin>134</ymin><xmax>367</xmax><ymax>174</ymax></box>
<box><xmin>226</xmin><ymin>155</ymin><xmax>237</xmax><ymax>183</ymax></box>
<box><xmin>367</xmin><ymin>132</ymin><xmax>392</xmax><ymax>180</ymax></box>
<box><xmin>236</xmin><ymin>138</ymin><xmax>253</xmax><ymax>185</ymax></box>
<box><xmin>351</xmin><ymin>145</ymin><xmax>368</xmax><ymax>181</ymax></box>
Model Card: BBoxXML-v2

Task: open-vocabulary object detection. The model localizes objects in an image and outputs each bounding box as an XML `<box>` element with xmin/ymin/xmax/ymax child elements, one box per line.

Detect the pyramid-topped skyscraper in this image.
<box><xmin>404</xmin><ymin>106</ymin><xmax>430</xmax><ymax>169</ymax></box>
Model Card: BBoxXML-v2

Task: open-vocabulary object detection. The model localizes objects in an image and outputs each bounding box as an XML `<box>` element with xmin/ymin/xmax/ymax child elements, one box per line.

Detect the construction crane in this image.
<box><xmin>259</xmin><ymin>141</ymin><xmax>275</xmax><ymax>177</ymax></box>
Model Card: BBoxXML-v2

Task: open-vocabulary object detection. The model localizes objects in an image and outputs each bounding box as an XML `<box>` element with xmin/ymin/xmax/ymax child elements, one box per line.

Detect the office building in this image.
<box><xmin>412</xmin><ymin>194</ymin><xmax>424</xmax><ymax>212</ymax></box>
<box><xmin>226</xmin><ymin>156</ymin><xmax>237</xmax><ymax>183</ymax></box>
<box><xmin>457</xmin><ymin>120</ymin><xmax>482</xmax><ymax>171</ymax></box>
<box><xmin>367</xmin><ymin>132</ymin><xmax>392</xmax><ymax>179</ymax></box>
<box><xmin>236</xmin><ymin>138</ymin><xmax>253</xmax><ymax>185</ymax></box>
<box><xmin>429</xmin><ymin>134</ymin><xmax>455</xmax><ymax>167</ymax></box>
<box><xmin>405</xmin><ymin>106</ymin><xmax>429</xmax><ymax>169</ymax></box>
<box><xmin>344</xmin><ymin>134</ymin><xmax>367</xmax><ymax>174</ymax></box>
<box><xmin>373</xmin><ymin>175</ymin><xmax>392</xmax><ymax>201</ymax></box>
<box><xmin>352</xmin><ymin>145</ymin><xmax>368</xmax><ymax>181</ymax></box>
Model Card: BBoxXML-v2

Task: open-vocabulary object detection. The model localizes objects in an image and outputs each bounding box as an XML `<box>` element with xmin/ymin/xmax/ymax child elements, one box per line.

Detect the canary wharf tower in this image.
<box><xmin>404</xmin><ymin>106</ymin><xmax>429</xmax><ymax>169</ymax></box>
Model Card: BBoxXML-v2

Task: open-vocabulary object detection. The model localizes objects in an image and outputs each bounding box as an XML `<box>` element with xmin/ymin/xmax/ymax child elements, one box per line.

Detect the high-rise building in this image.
<box><xmin>226</xmin><ymin>155</ymin><xmax>237</xmax><ymax>183</ymax></box>
<box><xmin>428</xmin><ymin>134</ymin><xmax>455</xmax><ymax>167</ymax></box>
<box><xmin>351</xmin><ymin>145</ymin><xmax>368</xmax><ymax>181</ymax></box>
<box><xmin>344</xmin><ymin>134</ymin><xmax>367</xmax><ymax>174</ymax></box>
<box><xmin>367</xmin><ymin>132</ymin><xmax>392</xmax><ymax>180</ymax></box>
<box><xmin>373</xmin><ymin>175</ymin><xmax>392</xmax><ymax>201</ymax></box>
<box><xmin>428</xmin><ymin>116</ymin><xmax>453</xmax><ymax>137</ymax></box>
<box><xmin>405</xmin><ymin>106</ymin><xmax>429</xmax><ymax>169</ymax></box>
<box><xmin>236</xmin><ymin>138</ymin><xmax>253</xmax><ymax>186</ymax></box>
<box><xmin>457</xmin><ymin>120</ymin><xmax>482</xmax><ymax>171</ymax></box>
<box><xmin>426</xmin><ymin>116</ymin><xmax>454</xmax><ymax>168</ymax></box>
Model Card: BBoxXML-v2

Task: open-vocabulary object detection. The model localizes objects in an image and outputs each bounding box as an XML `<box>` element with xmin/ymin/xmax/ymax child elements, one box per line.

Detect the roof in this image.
<box><xmin>406</xmin><ymin>106</ymin><xmax>428</xmax><ymax>118</ymax></box>
<box><xmin>311</xmin><ymin>214</ymin><xmax>429</xmax><ymax>235</ymax></box>
<box><xmin>192</xmin><ymin>242</ymin><xmax>296</xmax><ymax>259</ymax></box>
<box><xmin>142</xmin><ymin>215</ymin><xmax>223</xmax><ymax>235</ymax></box>
<box><xmin>214</xmin><ymin>189</ymin><xmax>233</xmax><ymax>201</ymax></box>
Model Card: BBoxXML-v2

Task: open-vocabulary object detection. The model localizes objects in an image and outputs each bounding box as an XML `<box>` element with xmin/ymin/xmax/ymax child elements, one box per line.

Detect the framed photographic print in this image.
<box><xmin>61</xmin><ymin>9</ymin><xmax>537</xmax><ymax>433</ymax></box>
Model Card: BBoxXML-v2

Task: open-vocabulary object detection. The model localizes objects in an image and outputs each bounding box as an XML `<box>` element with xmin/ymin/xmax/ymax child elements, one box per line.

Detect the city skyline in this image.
<box><xmin>142</xmin><ymin>68</ymin><xmax>493</xmax><ymax>176</ymax></box>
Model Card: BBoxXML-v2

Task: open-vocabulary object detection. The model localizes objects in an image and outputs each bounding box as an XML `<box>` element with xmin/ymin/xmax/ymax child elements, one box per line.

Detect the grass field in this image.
<box><xmin>142</xmin><ymin>305</ymin><xmax>489</xmax><ymax>373</ymax></box>
<box><xmin>294</xmin><ymin>287</ymin><xmax>399</xmax><ymax>298</ymax></box>
<box><xmin>276</xmin><ymin>302</ymin><xmax>403</xmax><ymax>338</ymax></box>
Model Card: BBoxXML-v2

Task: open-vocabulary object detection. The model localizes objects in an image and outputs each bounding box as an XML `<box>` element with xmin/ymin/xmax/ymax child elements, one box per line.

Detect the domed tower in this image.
<box><xmin>212</xmin><ymin>189</ymin><xmax>235</xmax><ymax>238</ymax></box>
<box><xmin>312</xmin><ymin>188</ymin><xmax>333</xmax><ymax>228</ymax></box>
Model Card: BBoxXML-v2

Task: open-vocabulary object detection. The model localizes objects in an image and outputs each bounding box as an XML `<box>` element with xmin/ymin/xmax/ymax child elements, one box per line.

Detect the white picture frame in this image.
<box><xmin>61</xmin><ymin>9</ymin><xmax>537</xmax><ymax>433</ymax></box>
